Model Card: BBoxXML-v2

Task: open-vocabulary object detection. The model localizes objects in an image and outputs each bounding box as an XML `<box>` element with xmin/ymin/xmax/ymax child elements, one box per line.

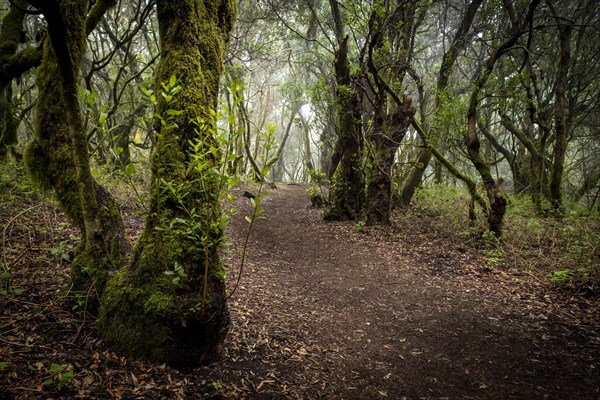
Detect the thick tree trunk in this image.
<box><xmin>98</xmin><ymin>0</ymin><xmax>236</xmax><ymax>367</ymax></box>
<box><xmin>326</xmin><ymin>36</ymin><xmax>364</xmax><ymax>220</ymax></box>
<box><xmin>398</xmin><ymin>146</ymin><xmax>431</xmax><ymax>207</ymax></box>
<box><xmin>23</xmin><ymin>0</ymin><xmax>130</xmax><ymax>305</ymax></box>
<box><xmin>365</xmin><ymin>100</ymin><xmax>414</xmax><ymax>225</ymax></box>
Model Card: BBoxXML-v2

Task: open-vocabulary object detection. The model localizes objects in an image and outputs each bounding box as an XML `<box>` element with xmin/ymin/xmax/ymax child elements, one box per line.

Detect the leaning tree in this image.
<box><xmin>22</xmin><ymin>0</ymin><xmax>130</xmax><ymax>306</ymax></box>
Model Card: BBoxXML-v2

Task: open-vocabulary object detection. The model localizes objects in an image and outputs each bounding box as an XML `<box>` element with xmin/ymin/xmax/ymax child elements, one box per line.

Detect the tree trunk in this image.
<box><xmin>300</xmin><ymin>112</ymin><xmax>314</xmax><ymax>179</ymax></box>
<box><xmin>0</xmin><ymin>0</ymin><xmax>42</xmax><ymax>159</ymax></box>
<box><xmin>326</xmin><ymin>36</ymin><xmax>364</xmax><ymax>220</ymax></box>
<box><xmin>23</xmin><ymin>0</ymin><xmax>130</xmax><ymax>306</ymax></box>
<box><xmin>466</xmin><ymin>71</ymin><xmax>508</xmax><ymax>236</ymax></box>
<box><xmin>398</xmin><ymin>146</ymin><xmax>431</xmax><ymax>206</ymax></box>
<box><xmin>365</xmin><ymin>99</ymin><xmax>414</xmax><ymax>225</ymax></box>
<box><xmin>98</xmin><ymin>0</ymin><xmax>236</xmax><ymax>367</ymax></box>
<box><xmin>549</xmin><ymin>24</ymin><xmax>572</xmax><ymax>212</ymax></box>
<box><xmin>398</xmin><ymin>0</ymin><xmax>485</xmax><ymax>205</ymax></box>
<box><xmin>464</xmin><ymin>0</ymin><xmax>540</xmax><ymax>236</ymax></box>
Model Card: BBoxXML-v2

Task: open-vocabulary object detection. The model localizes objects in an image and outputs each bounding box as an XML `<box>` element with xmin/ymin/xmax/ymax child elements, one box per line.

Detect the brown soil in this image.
<box><xmin>1</xmin><ymin>183</ymin><xmax>599</xmax><ymax>399</ymax></box>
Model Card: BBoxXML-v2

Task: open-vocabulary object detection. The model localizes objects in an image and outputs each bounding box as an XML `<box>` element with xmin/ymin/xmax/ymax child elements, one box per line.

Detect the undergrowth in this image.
<box><xmin>395</xmin><ymin>184</ymin><xmax>599</xmax><ymax>293</ymax></box>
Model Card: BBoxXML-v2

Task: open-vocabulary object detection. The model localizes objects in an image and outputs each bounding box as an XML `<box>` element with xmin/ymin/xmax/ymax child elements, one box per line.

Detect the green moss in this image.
<box><xmin>98</xmin><ymin>251</ymin><xmax>229</xmax><ymax>366</ymax></box>
<box><xmin>85</xmin><ymin>0</ymin><xmax>117</xmax><ymax>34</ymax></box>
<box><xmin>98</xmin><ymin>0</ymin><xmax>235</xmax><ymax>367</ymax></box>
<box><xmin>24</xmin><ymin>0</ymin><xmax>131</xmax><ymax>310</ymax></box>
<box><xmin>23</xmin><ymin>139</ymin><xmax>52</xmax><ymax>191</ymax></box>
<box><xmin>144</xmin><ymin>290</ymin><xmax>174</xmax><ymax>316</ymax></box>
<box><xmin>0</xmin><ymin>0</ymin><xmax>27</xmax><ymax>57</ymax></box>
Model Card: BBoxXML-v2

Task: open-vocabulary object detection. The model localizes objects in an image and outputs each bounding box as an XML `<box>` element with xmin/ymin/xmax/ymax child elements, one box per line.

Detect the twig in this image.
<box><xmin>2</xmin><ymin>203</ymin><xmax>46</xmax><ymax>272</ymax></box>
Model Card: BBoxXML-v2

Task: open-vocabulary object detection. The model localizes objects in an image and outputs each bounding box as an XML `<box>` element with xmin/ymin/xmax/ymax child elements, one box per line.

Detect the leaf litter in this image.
<box><xmin>1</xmin><ymin>183</ymin><xmax>599</xmax><ymax>399</ymax></box>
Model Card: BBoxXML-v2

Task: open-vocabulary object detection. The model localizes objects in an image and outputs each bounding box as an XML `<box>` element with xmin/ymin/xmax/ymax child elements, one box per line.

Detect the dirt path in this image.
<box><xmin>1</xmin><ymin>183</ymin><xmax>598</xmax><ymax>399</ymax></box>
<box><xmin>216</xmin><ymin>183</ymin><xmax>600</xmax><ymax>399</ymax></box>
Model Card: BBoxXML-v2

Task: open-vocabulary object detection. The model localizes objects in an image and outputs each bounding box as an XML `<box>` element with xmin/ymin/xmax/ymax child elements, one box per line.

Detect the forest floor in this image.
<box><xmin>1</xmin><ymin>182</ymin><xmax>599</xmax><ymax>399</ymax></box>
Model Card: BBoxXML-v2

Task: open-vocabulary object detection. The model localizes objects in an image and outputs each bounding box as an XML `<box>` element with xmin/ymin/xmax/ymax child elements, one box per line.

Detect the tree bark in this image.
<box><xmin>464</xmin><ymin>0</ymin><xmax>540</xmax><ymax>236</ymax></box>
<box><xmin>326</xmin><ymin>35</ymin><xmax>364</xmax><ymax>220</ymax></box>
<box><xmin>0</xmin><ymin>0</ymin><xmax>43</xmax><ymax>159</ymax></box>
<box><xmin>23</xmin><ymin>0</ymin><xmax>130</xmax><ymax>306</ymax></box>
<box><xmin>399</xmin><ymin>0</ymin><xmax>484</xmax><ymax>204</ymax></box>
<box><xmin>549</xmin><ymin>23</ymin><xmax>572</xmax><ymax>212</ymax></box>
<box><xmin>98</xmin><ymin>0</ymin><xmax>236</xmax><ymax>367</ymax></box>
<box><xmin>365</xmin><ymin>99</ymin><xmax>414</xmax><ymax>225</ymax></box>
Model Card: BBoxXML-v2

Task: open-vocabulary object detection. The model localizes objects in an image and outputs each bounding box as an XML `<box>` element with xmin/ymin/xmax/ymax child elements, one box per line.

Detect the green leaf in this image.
<box><xmin>0</xmin><ymin>362</ymin><xmax>9</xmax><ymax>370</ymax></box>
<box><xmin>245</xmin><ymin>216</ymin><xmax>252</xmax><ymax>223</ymax></box>
<box><xmin>140</xmin><ymin>86</ymin><xmax>152</xmax><ymax>98</ymax></box>
<box><xmin>169</xmin><ymin>74</ymin><xmax>177</xmax><ymax>88</ymax></box>
<box><xmin>49</xmin><ymin>364</ymin><xmax>64</xmax><ymax>374</ymax></box>
<box><xmin>62</xmin><ymin>371</ymin><xmax>74</xmax><ymax>379</ymax></box>
<box><xmin>166</xmin><ymin>109</ymin><xmax>184</xmax><ymax>117</ymax></box>
<box><xmin>126</xmin><ymin>162</ymin><xmax>136</xmax><ymax>177</ymax></box>
<box><xmin>42</xmin><ymin>378</ymin><xmax>54</xmax><ymax>386</ymax></box>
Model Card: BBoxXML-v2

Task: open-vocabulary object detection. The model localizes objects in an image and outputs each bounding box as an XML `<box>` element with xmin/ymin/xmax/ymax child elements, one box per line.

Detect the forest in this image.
<box><xmin>0</xmin><ymin>0</ymin><xmax>599</xmax><ymax>398</ymax></box>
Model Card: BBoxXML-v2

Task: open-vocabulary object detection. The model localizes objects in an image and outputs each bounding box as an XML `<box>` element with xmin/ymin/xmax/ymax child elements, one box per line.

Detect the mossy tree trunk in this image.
<box><xmin>464</xmin><ymin>1</ymin><xmax>540</xmax><ymax>236</ymax></box>
<box><xmin>0</xmin><ymin>0</ymin><xmax>43</xmax><ymax>159</ymax></box>
<box><xmin>326</xmin><ymin>35</ymin><xmax>364</xmax><ymax>220</ymax></box>
<box><xmin>365</xmin><ymin>100</ymin><xmax>414</xmax><ymax>225</ymax></box>
<box><xmin>98</xmin><ymin>0</ymin><xmax>236</xmax><ymax>367</ymax></box>
<box><xmin>398</xmin><ymin>0</ymin><xmax>484</xmax><ymax>206</ymax></box>
<box><xmin>23</xmin><ymin>0</ymin><xmax>129</xmax><ymax>307</ymax></box>
<box><xmin>549</xmin><ymin>23</ymin><xmax>572</xmax><ymax>213</ymax></box>
<box><xmin>361</xmin><ymin>0</ymin><xmax>419</xmax><ymax>225</ymax></box>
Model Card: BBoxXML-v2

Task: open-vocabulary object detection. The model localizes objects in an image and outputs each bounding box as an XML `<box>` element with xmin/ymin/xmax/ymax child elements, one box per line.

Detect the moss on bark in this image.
<box><xmin>365</xmin><ymin>100</ymin><xmax>414</xmax><ymax>226</ymax></box>
<box><xmin>0</xmin><ymin>0</ymin><xmax>41</xmax><ymax>159</ymax></box>
<box><xmin>24</xmin><ymin>0</ymin><xmax>130</xmax><ymax>307</ymax></box>
<box><xmin>98</xmin><ymin>0</ymin><xmax>236</xmax><ymax>367</ymax></box>
<box><xmin>325</xmin><ymin>37</ymin><xmax>364</xmax><ymax>221</ymax></box>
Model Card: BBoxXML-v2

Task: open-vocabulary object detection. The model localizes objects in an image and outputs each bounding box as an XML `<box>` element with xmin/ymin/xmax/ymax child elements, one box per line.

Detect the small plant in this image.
<box><xmin>50</xmin><ymin>241</ymin><xmax>73</xmax><ymax>263</ymax></box>
<box><xmin>42</xmin><ymin>363</ymin><xmax>75</xmax><ymax>391</ymax></box>
<box><xmin>164</xmin><ymin>262</ymin><xmax>188</xmax><ymax>286</ymax></box>
<box><xmin>482</xmin><ymin>230</ymin><xmax>504</xmax><ymax>266</ymax></box>
<box><xmin>201</xmin><ymin>379</ymin><xmax>225</xmax><ymax>397</ymax></box>
<box><xmin>306</xmin><ymin>186</ymin><xmax>326</xmax><ymax>208</ymax></box>
<box><xmin>547</xmin><ymin>269</ymin><xmax>572</xmax><ymax>284</ymax></box>
<box><xmin>547</xmin><ymin>268</ymin><xmax>590</xmax><ymax>286</ymax></box>
<box><xmin>241</xmin><ymin>331</ymin><xmax>255</xmax><ymax>353</ymax></box>
<box><xmin>306</xmin><ymin>169</ymin><xmax>328</xmax><ymax>208</ymax></box>
<box><xmin>0</xmin><ymin>271</ymin><xmax>22</xmax><ymax>297</ymax></box>
<box><xmin>70</xmin><ymin>292</ymin><xmax>86</xmax><ymax>313</ymax></box>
